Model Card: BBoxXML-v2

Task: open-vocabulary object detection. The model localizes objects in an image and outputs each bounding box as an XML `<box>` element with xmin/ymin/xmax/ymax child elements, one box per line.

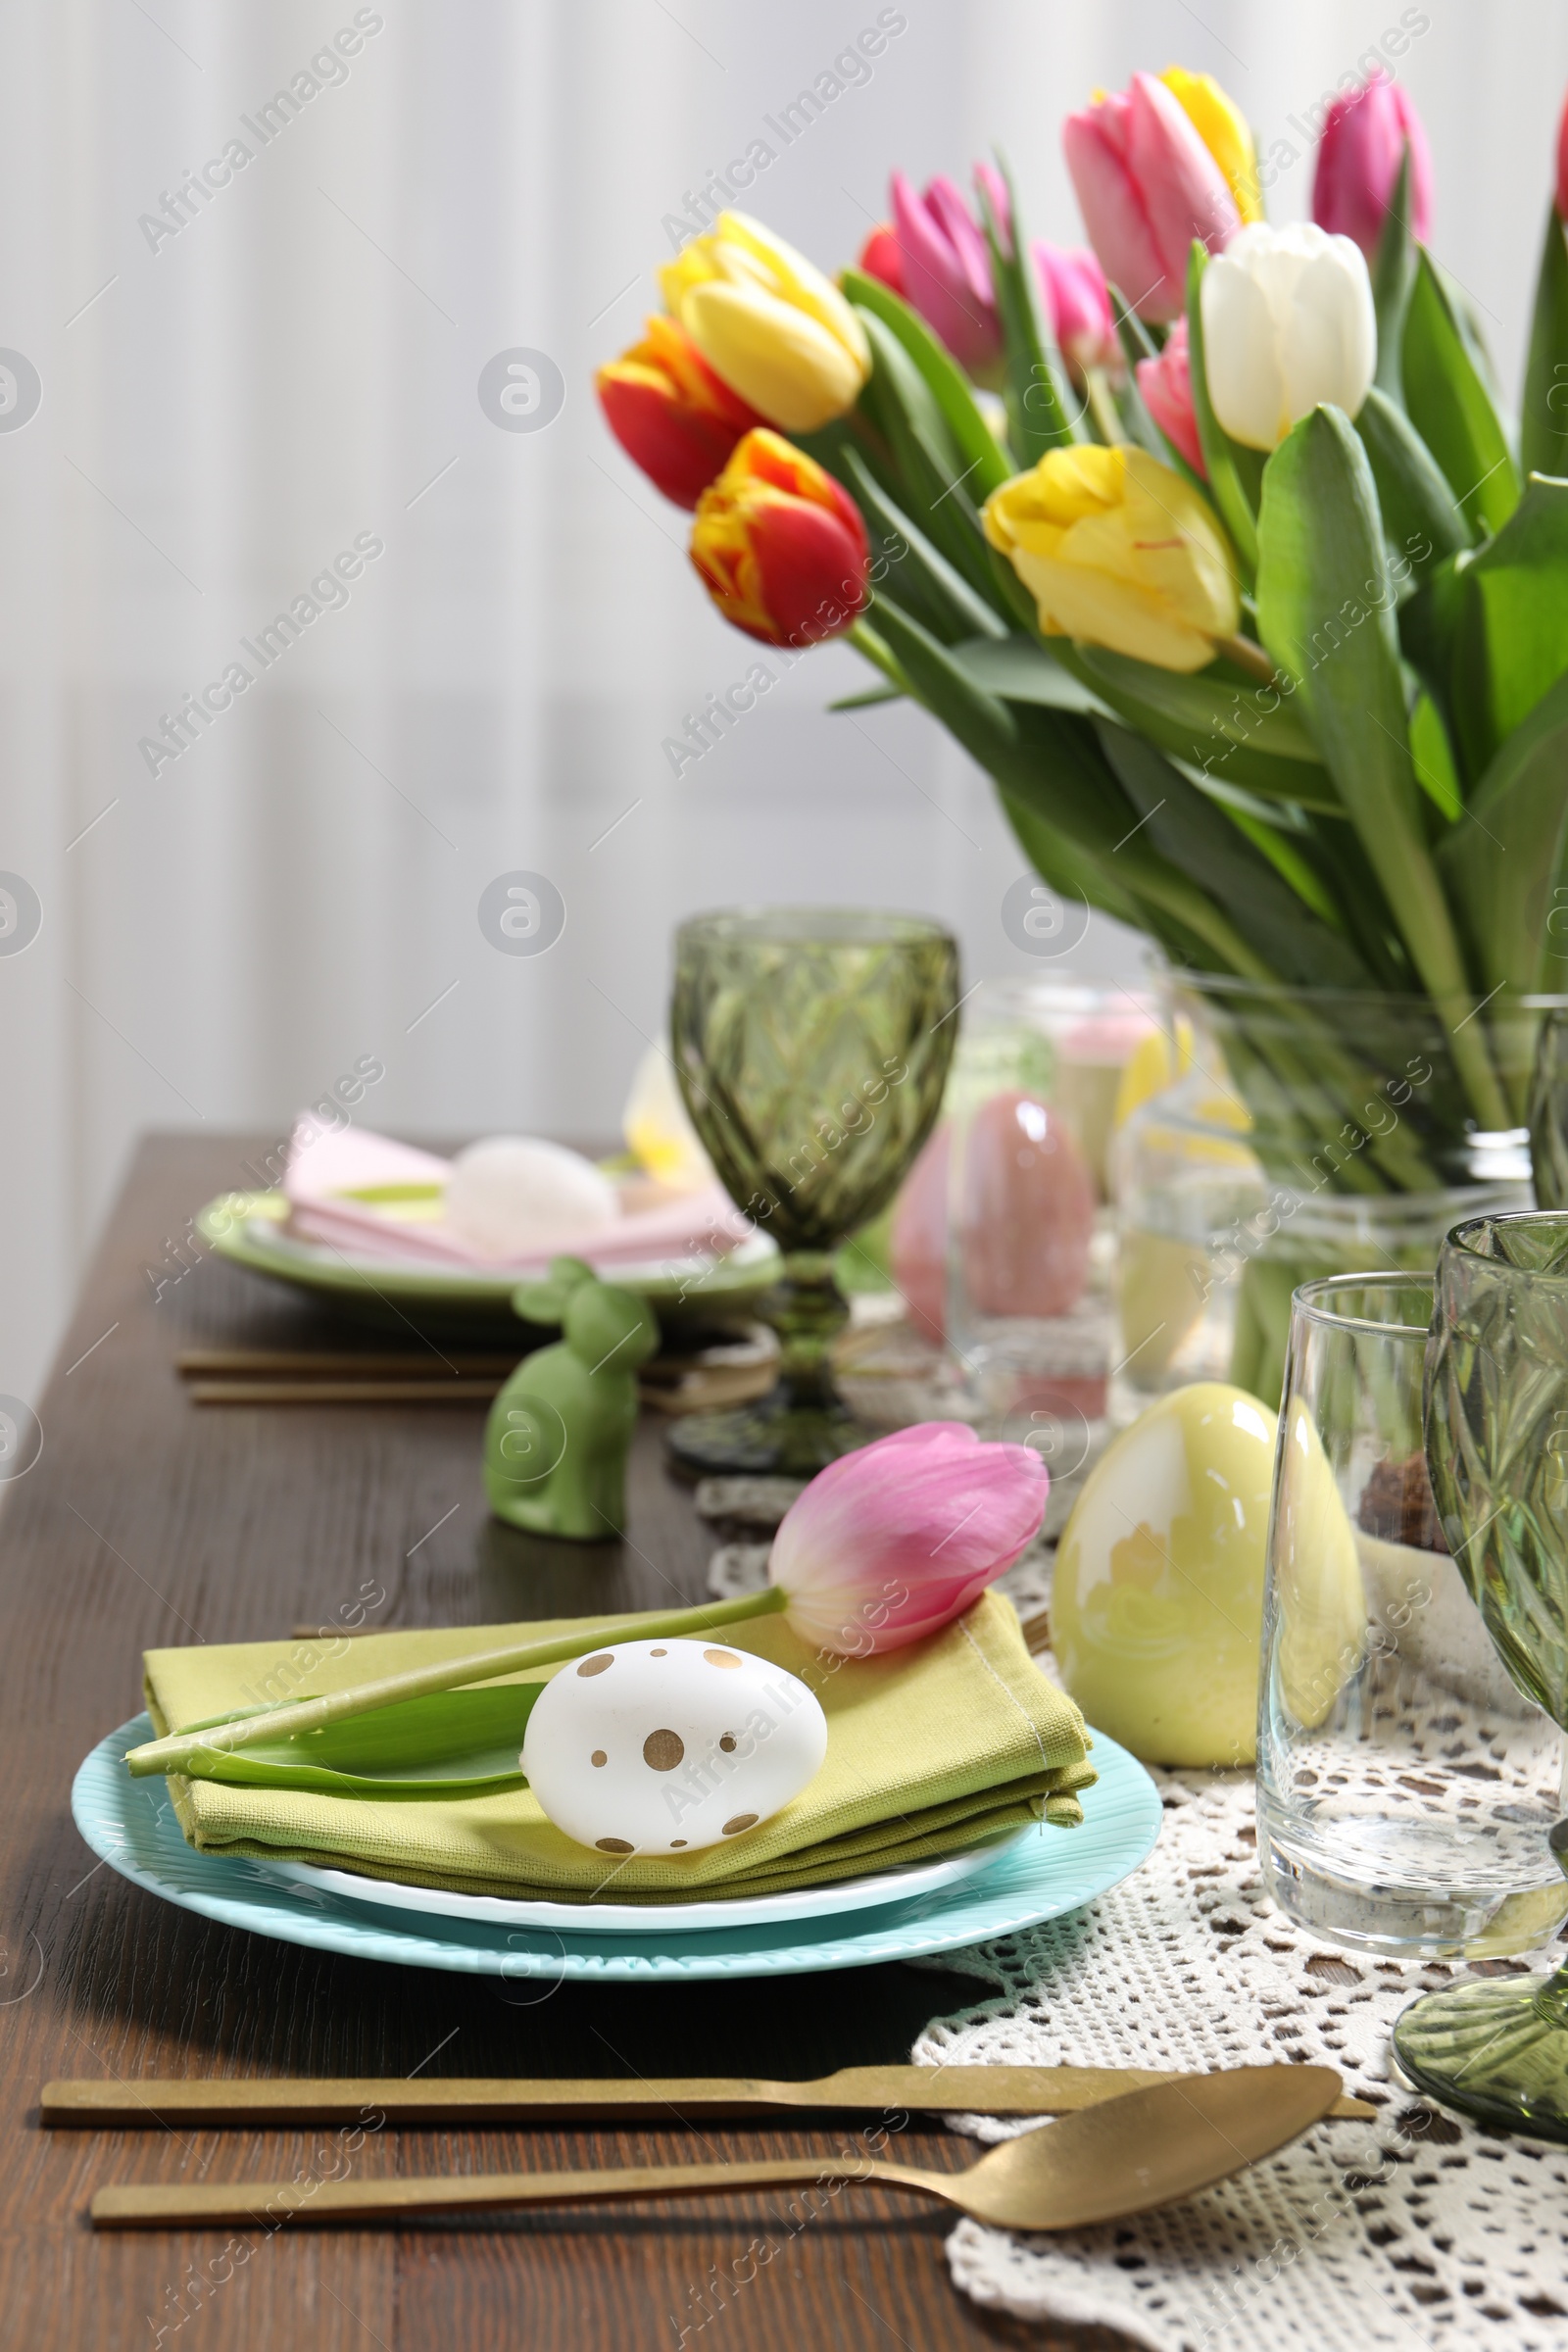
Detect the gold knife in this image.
<box><xmin>41</xmin><ymin>2065</ymin><xmax>1375</xmax><ymax>2128</ymax></box>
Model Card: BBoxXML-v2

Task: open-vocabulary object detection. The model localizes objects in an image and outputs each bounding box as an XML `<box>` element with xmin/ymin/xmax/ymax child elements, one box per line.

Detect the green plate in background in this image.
<box><xmin>195</xmin><ymin>1192</ymin><xmax>781</xmax><ymax>1341</ymax></box>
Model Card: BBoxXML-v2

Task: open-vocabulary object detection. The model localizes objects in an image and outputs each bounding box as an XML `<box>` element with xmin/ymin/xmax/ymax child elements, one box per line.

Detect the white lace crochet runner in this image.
<box><xmin>913</xmin><ymin>1765</ymin><xmax>1568</xmax><ymax>2349</ymax></box>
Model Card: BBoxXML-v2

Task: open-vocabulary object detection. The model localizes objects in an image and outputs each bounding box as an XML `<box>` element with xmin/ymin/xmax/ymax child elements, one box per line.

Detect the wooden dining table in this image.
<box><xmin>0</xmin><ymin>1135</ymin><xmax>1118</xmax><ymax>2351</ymax></box>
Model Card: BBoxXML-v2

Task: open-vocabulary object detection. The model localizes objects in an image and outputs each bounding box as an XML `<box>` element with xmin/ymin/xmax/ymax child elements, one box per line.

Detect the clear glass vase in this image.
<box><xmin>1110</xmin><ymin>978</ymin><xmax>1551</xmax><ymax>1417</ymax></box>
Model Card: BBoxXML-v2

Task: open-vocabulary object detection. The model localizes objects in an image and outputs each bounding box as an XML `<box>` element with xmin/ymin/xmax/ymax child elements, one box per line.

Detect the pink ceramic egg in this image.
<box><xmin>890</xmin><ymin>1125</ymin><xmax>950</xmax><ymax>1342</ymax></box>
<box><xmin>959</xmin><ymin>1091</ymin><xmax>1096</xmax><ymax>1317</ymax></box>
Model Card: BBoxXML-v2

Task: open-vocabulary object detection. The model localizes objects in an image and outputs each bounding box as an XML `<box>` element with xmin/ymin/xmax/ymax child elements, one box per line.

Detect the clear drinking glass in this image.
<box><xmin>943</xmin><ymin>979</ymin><xmax>1156</xmax><ymax>1481</ymax></box>
<box><xmin>1257</xmin><ymin>1273</ymin><xmax>1568</xmax><ymax>1959</ymax></box>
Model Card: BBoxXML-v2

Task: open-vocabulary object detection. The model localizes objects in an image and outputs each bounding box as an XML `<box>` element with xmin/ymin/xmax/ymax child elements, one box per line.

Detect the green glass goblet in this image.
<box><xmin>1394</xmin><ymin>1211</ymin><xmax>1568</xmax><ymax>2137</ymax></box>
<box><xmin>667</xmin><ymin>907</ymin><xmax>959</xmax><ymax>1477</ymax></box>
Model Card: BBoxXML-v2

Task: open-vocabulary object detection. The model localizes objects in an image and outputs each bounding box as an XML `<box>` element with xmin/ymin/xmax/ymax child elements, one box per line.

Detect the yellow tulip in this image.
<box><xmin>982</xmin><ymin>443</ymin><xmax>1240</xmax><ymax>672</ymax></box>
<box><xmin>1161</xmin><ymin>66</ymin><xmax>1263</xmax><ymax>224</ymax></box>
<box><xmin>659</xmin><ymin>213</ymin><xmax>870</xmax><ymax>435</ymax></box>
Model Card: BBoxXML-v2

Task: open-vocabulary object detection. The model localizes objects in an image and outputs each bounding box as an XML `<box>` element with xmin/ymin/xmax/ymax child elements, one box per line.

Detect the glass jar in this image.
<box><xmin>1110</xmin><ymin>977</ymin><xmax>1550</xmax><ymax>1416</ymax></box>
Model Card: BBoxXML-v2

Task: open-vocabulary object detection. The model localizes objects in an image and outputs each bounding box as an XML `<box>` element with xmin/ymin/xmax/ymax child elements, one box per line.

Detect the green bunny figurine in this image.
<box><xmin>483</xmin><ymin>1256</ymin><xmax>660</xmax><ymax>1540</ymax></box>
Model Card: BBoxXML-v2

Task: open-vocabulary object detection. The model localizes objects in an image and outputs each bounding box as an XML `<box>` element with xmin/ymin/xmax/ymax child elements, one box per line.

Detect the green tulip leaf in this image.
<box><xmin>947</xmin><ymin>634</ymin><xmax>1109</xmax><ymax>715</ymax></box>
<box><xmin>841</xmin><ymin>270</ymin><xmax>1012</xmax><ymax>499</ymax></box>
<box><xmin>828</xmin><ymin>684</ymin><xmax>905</xmax><ymax>711</ymax></box>
<box><xmin>1438</xmin><ymin>666</ymin><xmax>1568</xmax><ymax>1004</ymax></box>
<box><xmin>1093</xmin><ymin>722</ymin><xmax>1371</xmax><ymax>990</ymax></box>
<box><xmin>1401</xmin><ymin>248</ymin><xmax>1519</xmax><ymax>538</ymax></box>
<box><xmin>1072</xmin><ymin>647</ymin><xmax>1341</xmax><ymax>811</ymax></box>
<box><xmin>172</xmin><ymin>1680</ymin><xmax>546</xmax><ymax>1797</ymax></box>
<box><xmin>1255</xmin><ymin>404</ymin><xmax>1510</xmax><ymax>1130</ymax></box>
<box><xmin>869</xmin><ymin>593</ymin><xmax>1288</xmax><ymax>981</ymax></box>
<box><xmin>856</xmin><ymin>311</ymin><xmax>1003</xmax><ymax>606</ymax></box>
<box><xmin>1520</xmin><ymin>203</ymin><xmax>1568</xmax><ymax>481</ymax></box>
<box><xmin>975</xmin><ymin>159</ymin><xmax>1082</xmax><ymax>464</ymax></box>
<box><xmin>1409</xmin><ymin>690</ymin><xmax>1462</xmax><ymax>822</ymax></box>
<box><xmin>1370</xmin><ymin>143</ymin><xmax>1417</xmax><ymax>399</ymax></box>
<box><xmin>1353</xmin><ymin>386</ymin><xmax>1472</xmax><ymax>584</ymax></box>
<box><xmin>843</xmin><ymin>453</ymin><xmax>1008</xmax><ymax>644</ymax></box>
<box><xmin>1447</xmin><ymin>472</ymin><xmax>1568</xmax><ymax>782</ymax></box>
<box><xmin>1185</xmin><ymin>242</ymin><xmax>1263</xmax><ymax>582</ymax></box>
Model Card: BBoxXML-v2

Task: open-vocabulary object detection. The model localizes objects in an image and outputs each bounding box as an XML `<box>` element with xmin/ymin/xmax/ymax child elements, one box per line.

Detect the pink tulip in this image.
<box><xmin>1137</xmin><ymin>314</ymin><xmax>1205</xmax><ymax>474</ymax></box>
<box><xmin>890</xmin><ymin>171</ymin><xmax>1004</xmax><ymax>375</ymax></box>
<box><xmin>1064</xmin><ymin>72</ymin><xmax>1240</xmax><ymax>322</ymax></box>
<box><xmin>1311</xmin><ymin>68</ymin><xmax>1433</xmax><ymax>256</ymax></box>
<box><xmin>1034</xmin><ymin>241</ymin><xmax>1117</xmax><ymax>374</ymax></box>
<box><xmin>769</xmin><ymin>1422</ymin><xmax>1048</xmax><ymax>1656</ymax></box>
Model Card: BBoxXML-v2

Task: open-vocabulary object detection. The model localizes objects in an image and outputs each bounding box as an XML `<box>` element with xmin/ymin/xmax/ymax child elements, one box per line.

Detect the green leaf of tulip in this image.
<box><xmin>1521</xmin><ymin>202</ymin><xmax>1568</xmax><ymax>481</ymax></box>
<box><xmin>840</xmin><ymin>268</ymin><xmax>1012</xmax><ymax>500</ymax></box>
<box><xmin>1184</xmin><ymin>242</ymin><xmax>1263</xmax><ymax>580</ymax></box>
<box><xmin>1438</xmin><ymin>666</ymin><xmax>1568</xmax><ymax>1009</ymax></box>
<box><xmin>1255</xmin><ymin>404</ymin><xmax>1510</xmax><ymax>1132</ymax></box>
<box><xmin>1446</xmin><ymin>472</ymin><xmax>1568</xmax><ymax>782</ymax></box>
<box><xmin>1401</xmin><ymin>248</ymin><xmax>1519</xmax><ymax>538</ymax></box>
<box><xmin>974</xmin><ymin>161</ymin><xmax>1080</xmax><ymax>466</ymax></box>
<box><xmin>172</xmin><ymin>1680</ymin><xmax>546</xmax><ymax>1798</ymax></box>
<box><xmin>1369</xmin><ymin>143</ymin><xmax>1418</xmax><ymax>399</ymax></box>
<box><xmin>843</xmin><ymin>452</ymin><xmax>1007</xmax><ymax>645</ymax></box>
<box><xmin>1353</xmin><ymin>385</ymin><xmax>1472</xmax><ymax>583</ymax></box>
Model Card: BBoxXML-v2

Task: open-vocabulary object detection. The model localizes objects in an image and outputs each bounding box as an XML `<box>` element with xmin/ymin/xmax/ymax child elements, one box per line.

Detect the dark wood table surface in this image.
<box><xmin>0</xmin><ymin>1135</ymin><xmax>1129</xmax><ymax>2351</ymax></box>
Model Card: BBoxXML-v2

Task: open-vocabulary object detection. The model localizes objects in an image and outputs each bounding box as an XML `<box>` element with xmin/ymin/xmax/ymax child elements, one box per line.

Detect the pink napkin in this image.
<box><xmin>280</xmin><ymin>1120</ymin><xmax>754</xmax><ymax>1274</ymax></box>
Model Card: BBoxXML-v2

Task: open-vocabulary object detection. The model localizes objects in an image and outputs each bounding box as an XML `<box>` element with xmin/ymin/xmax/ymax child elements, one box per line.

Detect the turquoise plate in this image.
<box><xmin>73</xmin><ymin>1717</ymin><xmax>1161</xmax><ymax>1983</ymax></box>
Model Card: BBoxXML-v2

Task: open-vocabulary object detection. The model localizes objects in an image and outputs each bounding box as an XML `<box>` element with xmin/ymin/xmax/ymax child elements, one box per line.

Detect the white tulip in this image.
<box><xmin>1200</xmin><ymin>221</ymin><xmax>1377</xmax><ymax>451</ymax></box>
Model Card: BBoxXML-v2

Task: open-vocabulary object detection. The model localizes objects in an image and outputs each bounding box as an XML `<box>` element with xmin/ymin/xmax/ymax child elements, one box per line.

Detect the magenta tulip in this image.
<box><xmin>1034</xmin><ymin>241</ymin><xmax>1117</xmax><ymax>374</ymax></box>
<box><xmin>1137</xmin><ymin>314</ymin><xmax>1205</xmax><ymax>474</ymax></box>
<box><xmin>890</xmin><ymin>171</ymin><xmax>1004</xmax><ymax>375</ymax></box>
<box><xmin>1064</xmin><ymin>72</ymin><xmax>1240</xmax><ymax>322</ymax></box>
<box><xmin>768</xmin><ymin>1422</ymin><xmax>1049</xmax><ymax>1656</ymax></box>
<box><xmin>1311</xmin><ymin>68</ymin><xmax>1433</xmax><ymax>256</ymax></box>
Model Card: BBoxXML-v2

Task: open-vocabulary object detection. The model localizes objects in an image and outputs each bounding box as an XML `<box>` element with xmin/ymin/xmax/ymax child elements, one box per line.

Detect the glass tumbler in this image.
<box><xmin>1257</xmin><ymin>1273</ymin><xmax>1568</xmax><ymax>1958</ymax></box>
<box><xmin>939</xmin><ymin>978</ymin><xmax>1156</xmax><ymax>1502</ymax></box>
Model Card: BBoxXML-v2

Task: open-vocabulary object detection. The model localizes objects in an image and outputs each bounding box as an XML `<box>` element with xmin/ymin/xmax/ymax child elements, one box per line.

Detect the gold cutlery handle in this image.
<box><xmin>43</xmin><ymin>2068</ymin><xmax>1379</xmax><ymax>2128</ymax></box>
<box><xmin>92</xmin><ymin>2156</ymin><xmax>940</xmax><ymax>2230</ymax></box>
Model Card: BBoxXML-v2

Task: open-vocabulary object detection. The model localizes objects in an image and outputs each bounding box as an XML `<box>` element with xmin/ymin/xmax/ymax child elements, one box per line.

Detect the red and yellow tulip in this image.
<box><xmin>690</xmin><ymin>429</ymin><xmax>870</xmax><ymax>648</ymax></box>
<box><xmin>594</xmin><ymin>315</ymin><xmax>762</xmax><ymax>510</ymax></box>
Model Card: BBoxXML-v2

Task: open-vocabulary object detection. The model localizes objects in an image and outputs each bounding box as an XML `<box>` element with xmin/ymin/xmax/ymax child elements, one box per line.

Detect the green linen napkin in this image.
<box><xmin>142</xmin><ymin>1592</ymin><xmax>1095</xmax><ymax>1904</ymax></box>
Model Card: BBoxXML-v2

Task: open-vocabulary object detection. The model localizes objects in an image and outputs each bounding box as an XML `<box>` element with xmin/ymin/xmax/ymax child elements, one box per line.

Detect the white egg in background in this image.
<box><xmin>520</xmin><ymin>1639</ymin><xmax>827</xmax><ymax>1856</ymax></box>
<box><xmin>443</xmin><ymin>1136</ymin><xmax>619</xmax><ymax>1258</ymax></box>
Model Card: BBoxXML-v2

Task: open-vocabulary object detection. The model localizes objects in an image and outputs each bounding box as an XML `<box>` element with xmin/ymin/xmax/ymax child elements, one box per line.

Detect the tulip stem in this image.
<box><xmin>123</xmin><ymin>1589</ymin><xmax>790</xmax><ymax>1781</ymax></box>
<box><xmin>1084</xmin><ymin>368</ymin><xmax>1126</xmax><ymax>448</ymax></box>
<box><xmin>1212</xmin><ymin>631</ymin><xmax>1280</xmax><ymax>688</ymax></box>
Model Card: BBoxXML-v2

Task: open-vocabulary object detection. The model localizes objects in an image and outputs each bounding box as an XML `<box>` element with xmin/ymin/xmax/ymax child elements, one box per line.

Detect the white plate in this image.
<box><xmin>264</xmin><ymin>1826</ymin><xmax>1033</xmax><ymax>1935</ymax></box>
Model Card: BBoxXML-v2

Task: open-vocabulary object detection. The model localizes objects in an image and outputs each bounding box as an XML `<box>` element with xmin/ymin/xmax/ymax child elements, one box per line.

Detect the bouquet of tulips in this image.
<box><xmin>597</xmin><ymin>65</ymin><xmax>1568</xmax><ymax>1200</ymax></box>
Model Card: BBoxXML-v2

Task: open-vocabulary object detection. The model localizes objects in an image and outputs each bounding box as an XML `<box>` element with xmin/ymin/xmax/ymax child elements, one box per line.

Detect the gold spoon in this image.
<box><xmin>91</xmin><ymin>2065</ymin><xmax>1343</xmax><ymax>2233</ymax></box>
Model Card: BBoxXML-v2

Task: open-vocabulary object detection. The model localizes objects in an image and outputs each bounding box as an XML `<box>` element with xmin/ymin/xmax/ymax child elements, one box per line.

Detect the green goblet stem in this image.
<box><xmin>768</xmin><ymin>1251</ymin><xmax>851</xmax><ymax>1411</ymax></box>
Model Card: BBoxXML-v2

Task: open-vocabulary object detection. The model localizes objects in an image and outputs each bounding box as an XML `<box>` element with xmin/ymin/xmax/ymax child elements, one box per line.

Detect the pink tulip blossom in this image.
<box><xmin>1137</xmin><ymin>314</ymin><xmax>1205</xmax><ymax>474</ymax></box>
<box><xmin>1064</xmin><ymin>72</ymin><xmax>1240</xmax><ymax>322</ymax></box>
<box><xmin>769</xmin><ymin>1421</ymin><xmax>1049</xmax><ymax>1656</ymax></box>
<box><xmin>1311</xmin><ymin>68</ymin><xmax>1433</xmax><ymax>256</ymax></box>
<box><xmin>1033</xmin><ymin>241</ymin><xmax>1117</xmax><ymax>373</ymax></box>
<box><xmin>889</xmin><ymin>170</ymin><xmax>1005</xmax><ymax>376</ymax></box>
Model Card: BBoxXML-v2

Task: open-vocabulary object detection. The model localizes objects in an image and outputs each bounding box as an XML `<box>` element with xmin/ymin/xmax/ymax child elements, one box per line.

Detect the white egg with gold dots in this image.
<box><xmin>520</xmin><ymin>1639</ymin><xmax>828</xmax><ymax>1856</ymax></box>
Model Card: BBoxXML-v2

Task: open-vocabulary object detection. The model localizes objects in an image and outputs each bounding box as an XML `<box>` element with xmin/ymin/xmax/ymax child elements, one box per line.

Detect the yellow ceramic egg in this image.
<box><xmin>1053</xmin><ymin>1382</ymin><xmax>1278</xmax><ymax>1765</ymax></box>
<box><xmin>1270</xmin><ymin>1398</ymin><xmax>1366</xmax><ymax>1729</ymax></box>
